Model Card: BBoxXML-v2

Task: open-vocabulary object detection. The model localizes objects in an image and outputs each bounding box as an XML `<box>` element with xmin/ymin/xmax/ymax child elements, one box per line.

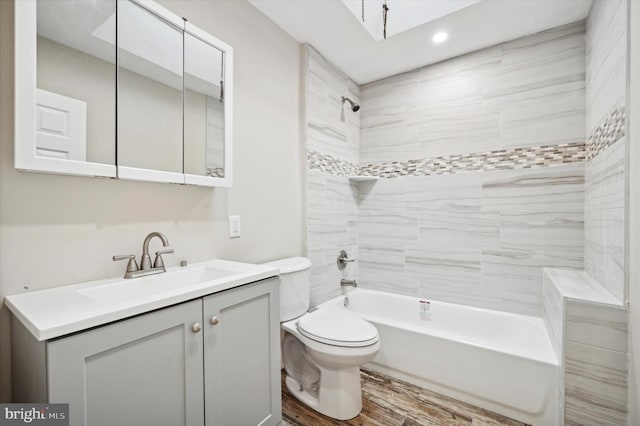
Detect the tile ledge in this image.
<box><xmin>543</xmin><ymin>268</ymin><xmax>624</xmax><ymax>307</ymax></box>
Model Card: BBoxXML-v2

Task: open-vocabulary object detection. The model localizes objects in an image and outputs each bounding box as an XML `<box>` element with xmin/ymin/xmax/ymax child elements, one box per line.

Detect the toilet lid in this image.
<box><xmin>297</xmin><ymin>309</ymin><xmax>379</xmax><ymax>347</ymax></box>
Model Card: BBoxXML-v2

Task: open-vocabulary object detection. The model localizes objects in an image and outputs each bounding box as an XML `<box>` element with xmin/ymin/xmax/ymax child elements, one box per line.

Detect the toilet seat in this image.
<box><xmin>297</xmin><ymin>309</ymin><xmax>379</xmax><ymax>347</ymax></box>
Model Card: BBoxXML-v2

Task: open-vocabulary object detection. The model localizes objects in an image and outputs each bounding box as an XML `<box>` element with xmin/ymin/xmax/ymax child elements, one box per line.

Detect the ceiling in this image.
<box><xmin>341</xmin><ymin>0</ymin><xmax>481</xmax><ymax>41</ymax></box>
<box><xmin>248</xmin><ymin>0</ymin><xmax>593</xmax><ymax>85</ymax></box>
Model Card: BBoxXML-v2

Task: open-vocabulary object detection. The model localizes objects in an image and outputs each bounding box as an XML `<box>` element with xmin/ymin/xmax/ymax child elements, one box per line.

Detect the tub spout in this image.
<box><xmin>341</xmin><ymin>279</ymin><xmax>357</xmax><ymax>288</ymax></box>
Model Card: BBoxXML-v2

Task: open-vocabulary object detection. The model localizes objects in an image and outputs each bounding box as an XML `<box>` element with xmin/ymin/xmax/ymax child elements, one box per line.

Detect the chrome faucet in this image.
<box><xmin>340</xmin><ymin>279</ymin><xmax>357</xmax><ymax>288</ymax></box>
<box><xmin>113</xmin><ymin>232</ymin><xmax>174</xmax><ymax>279</ymax></box>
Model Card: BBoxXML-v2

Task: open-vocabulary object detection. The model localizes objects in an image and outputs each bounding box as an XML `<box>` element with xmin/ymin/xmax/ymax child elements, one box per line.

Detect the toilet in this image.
<box><xmin>264</xmin><ymin>257</ymin><xmax>380</xmax><ymax>421</ymax></box>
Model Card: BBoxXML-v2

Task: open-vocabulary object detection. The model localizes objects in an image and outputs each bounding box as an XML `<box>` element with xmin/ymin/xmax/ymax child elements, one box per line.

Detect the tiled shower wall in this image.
<box><xmin>304</xmin><ymin>45</ymin><xmax>360</xmax><ymax>306</ymax></box>
<box><xmin>584</xmin><ymin>0</ymin><xmax>627</xmax><ymax>303</ymax></box>
<box><xmin>561</xmin><ymin>1</ymin><xmax>629</xmax><ymax>425</ymax></box>
<box><xmin>304</xmin><ymin>17</ymin><xmax>625</xmax><ymax>316</ymax></box>
<box><xmin>357</xmin><ymin>23</ymin><xmax>587</xmax><ymax>316</ymax></box>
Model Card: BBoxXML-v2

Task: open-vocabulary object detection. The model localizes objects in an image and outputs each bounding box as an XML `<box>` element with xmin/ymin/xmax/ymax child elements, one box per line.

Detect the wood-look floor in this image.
<box><xmin>281</xmin><ymin>369</ymin><xmax>530</xmax><ymax>426</ymax></box>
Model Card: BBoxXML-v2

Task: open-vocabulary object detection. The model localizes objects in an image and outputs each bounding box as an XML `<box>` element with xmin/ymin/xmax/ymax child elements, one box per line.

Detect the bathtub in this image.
<box><xmin>318</xmin><ymin>289</ymin><xmax>560</xmax><ymax>426</ymax></box>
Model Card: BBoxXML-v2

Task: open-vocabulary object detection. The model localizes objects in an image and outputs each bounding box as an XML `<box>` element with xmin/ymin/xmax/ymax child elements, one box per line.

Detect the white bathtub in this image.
<box><xmin>318</xmin><ymin>289</ymin><xmax>560</xmax><ymax>426</ymax></box>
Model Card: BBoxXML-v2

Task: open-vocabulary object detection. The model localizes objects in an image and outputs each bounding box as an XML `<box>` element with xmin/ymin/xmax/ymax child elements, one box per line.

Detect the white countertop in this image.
<box><xmin>5</xmin><ymin>259</ymin><xmax>280</xmax><ymax>341</ymax></box>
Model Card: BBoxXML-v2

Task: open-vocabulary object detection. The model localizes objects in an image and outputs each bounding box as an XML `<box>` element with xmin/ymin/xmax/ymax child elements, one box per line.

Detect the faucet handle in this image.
<box><xmin>154</xmin><ymin>249</ymin><xmax>174</xmax><ymax>269</ymax></box>
<box><xmin>337</xmin><ymin>250</ymin><xmax>355</xmax><ymax>270</ymax></box>
<box><xmin>113</xmin><ymin>255</ymin><xmax>139</xmax><ymax>273</ymax></box>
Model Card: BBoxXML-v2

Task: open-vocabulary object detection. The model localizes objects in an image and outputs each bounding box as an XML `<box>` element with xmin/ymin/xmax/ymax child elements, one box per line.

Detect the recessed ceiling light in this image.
<box><xmin>432</xmin><ymin>32</ymin><xmax>448</xmax><ymax>44</ymax></box>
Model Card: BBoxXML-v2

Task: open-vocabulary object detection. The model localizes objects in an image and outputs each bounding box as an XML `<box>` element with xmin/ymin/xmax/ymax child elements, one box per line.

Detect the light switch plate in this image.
<box><xmin>229</xmin><ymin>215</ymin><xmax>241</xmax><ymax>238</ymax></box>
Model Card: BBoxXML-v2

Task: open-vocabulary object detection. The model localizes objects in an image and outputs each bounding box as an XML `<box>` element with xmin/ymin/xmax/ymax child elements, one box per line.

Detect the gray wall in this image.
<box><xmin>0</xmin><ymin>0</ymin><xmax>304</xmax><ymax>401</ymax></box>
<box><xmin>584</xmin><ymin>0</ymin><xmax>627</xmax><ymax>303</ymax></box>
<box><xmin>356</xmin><ymin>23</ymin><xmax>586</xmax><ymax>316</ymax></box>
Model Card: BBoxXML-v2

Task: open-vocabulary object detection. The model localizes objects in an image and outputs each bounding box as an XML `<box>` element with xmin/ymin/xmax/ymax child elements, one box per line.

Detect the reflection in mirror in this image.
<box><xmin>36</xmin><ymin>0</ymin><xmax>116</xmax><ymax>165</ymax></box>
<box><xmin>184</xmin><ymin>32</ymin><xmax>225</xmax><ymax>178</ymax></box>
<box><xmin>117</xmin><ymin>0</ymin><xmax>183</xmax><ymax>174</ymax></box>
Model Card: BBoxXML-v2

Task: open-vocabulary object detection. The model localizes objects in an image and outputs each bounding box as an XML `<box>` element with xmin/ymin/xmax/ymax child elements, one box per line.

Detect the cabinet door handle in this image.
<box><xmin>210</xmin><ymin>316</ymin><xmax>220</xmax><ymax>325</ymax></box>
<box><xmin>192</xmin><ymin>323</ymin><xmax>202</xmax><ymax>333</ymax></box>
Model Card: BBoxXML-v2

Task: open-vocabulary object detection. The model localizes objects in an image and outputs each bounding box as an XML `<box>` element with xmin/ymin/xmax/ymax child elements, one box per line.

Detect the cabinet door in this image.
<box><xmin>47</xmin><ymin>300</ymin><xmax>204</xmax><ymax>426</ymax></box>
<box><xmin>203</xmin><ymin>278</ymin><xmax>281</xmax><ymax>426</ymax></box>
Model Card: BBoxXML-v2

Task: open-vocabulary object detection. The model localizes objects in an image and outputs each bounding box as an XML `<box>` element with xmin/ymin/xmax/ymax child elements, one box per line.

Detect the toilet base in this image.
<box><xmin>285</xmin><ymin>366</ymin><xmax>363</xmax><ymax>421</ymax></box>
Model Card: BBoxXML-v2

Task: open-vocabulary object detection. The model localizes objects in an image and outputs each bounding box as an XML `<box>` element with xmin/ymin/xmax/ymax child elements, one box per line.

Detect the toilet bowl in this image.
<box><xmin>264</xmin><ymin>257</ymin><xmax>380</xmax><ymax>421</ymax></box>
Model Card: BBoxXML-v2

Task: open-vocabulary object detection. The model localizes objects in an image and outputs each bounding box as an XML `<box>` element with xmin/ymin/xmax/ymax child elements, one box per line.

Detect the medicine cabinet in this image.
<box><xmin>14</xmin><ymin>0</ymin><xmax>233</xmax><ymax>187</ymax></box>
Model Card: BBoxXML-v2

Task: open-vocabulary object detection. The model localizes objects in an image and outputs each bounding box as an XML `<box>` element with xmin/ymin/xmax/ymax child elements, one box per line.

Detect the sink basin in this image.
<box><xmin>78</xmin><ymin>265</ymin><xmax>236</xmax><ymax>305</ymax></box>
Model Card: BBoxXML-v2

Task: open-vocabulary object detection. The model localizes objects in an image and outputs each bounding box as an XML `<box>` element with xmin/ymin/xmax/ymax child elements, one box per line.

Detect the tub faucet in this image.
<box><xmin>341</xmin><ymin>279</ymin><xmax>357</xmax><ymax>288</ymax></box>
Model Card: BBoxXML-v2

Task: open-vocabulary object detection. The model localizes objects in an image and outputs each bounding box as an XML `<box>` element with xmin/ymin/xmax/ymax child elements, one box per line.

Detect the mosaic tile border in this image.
<box><xmin>586</xmin><ymin>106</ymin><xmax>626</xmax><ymax>161</ymax></box>
<box><xmin>307</xmin><ymin>150</ymin><xmax>359</xmax><ymax>177</ymax></box>
<box><xmin>308</xmin><ymin>142</ymin><xmax>586</xmax><ymax>179</ymax></box>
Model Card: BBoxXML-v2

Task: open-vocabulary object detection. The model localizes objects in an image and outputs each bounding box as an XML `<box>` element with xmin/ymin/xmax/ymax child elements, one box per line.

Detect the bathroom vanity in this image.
<box><xmin>6</xmin><ymin>260</ymin><xmax>281</xmax><ymax>426</ymax></box>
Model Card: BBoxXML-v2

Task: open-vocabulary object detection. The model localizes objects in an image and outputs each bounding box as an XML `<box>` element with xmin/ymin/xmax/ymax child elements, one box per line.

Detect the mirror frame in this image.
<box><xmin>183</xmin><ymin>22</ymin><xmax>233</xmax><ymax>188</ymax></box>
<box><xmin>14</xmin><ymin>0</ymin><xmax>233</xmax><ymax>187</ymax></box>
<box><xmin>14</xmin><ymin>0</ymin><xmax>117</xmax><ymax>178</ymax></box>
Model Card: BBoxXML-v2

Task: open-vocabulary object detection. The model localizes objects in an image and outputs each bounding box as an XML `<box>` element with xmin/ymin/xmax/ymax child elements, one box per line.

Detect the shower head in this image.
<box><xmin>341</xmin><ymin>96</ymin><xmax>360</xmax><ymax>112</ymax></box>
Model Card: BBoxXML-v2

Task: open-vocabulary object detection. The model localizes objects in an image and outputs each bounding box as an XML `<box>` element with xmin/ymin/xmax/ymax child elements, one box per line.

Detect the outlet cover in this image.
<box><xmin>229</xmin><ymin>215</ymin><xmax>241</xmax><ymax>238</ymax></box>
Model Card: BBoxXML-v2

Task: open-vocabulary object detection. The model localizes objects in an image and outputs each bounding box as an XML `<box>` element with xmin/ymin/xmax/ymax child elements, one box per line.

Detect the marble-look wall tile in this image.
<box><xmin>564</xmin><ymin>341</ymin><xmax>628</xmax><ymax>425</ymax></box>
<box><xmin>306</xmin><ymin>46</ymin><xmax>360</xmax><ymax>164</ymax></box>
<box><xmin>584</xmin><ymin>139</ymin><xmax>625</xmax><ymax>302</ymax></box>
<box><xmin>360</xmin><ymin>22</ymin><xmax>585</xmax><ymax>164</ymax></box>
<box><xmin>566</xmin><ymin>301</ymin><xmax>628</xmax><ymax>353</ymax></box>
<box><xmin>481</xmin><ymin>164</ymin><xmax>585</xmax><ymax>213</ymax></box>
<box><xmin>359</xmin><ymin>246</ymin><xmax>418</xmax><ymax>296</ymax></box>
<box><xmin>583</xmin><ymin>0</ymin><xmax>627</xmax><ymax>305</ymax></box>
<box><xmin>418</xmin><ymin>210</ymin><xmax>500</xmax><ymax>249</ymax></box>
<box><xmin>358</xmin><ymin>179</ymin><xmax>416</xmax><ymax>243</ymax></box>
<box><xmin>406</xmin><ymin>247</ymin><xmax>482</xmax><ymax>298</ymax></box>
<box><xmin>542</xmin><ymin>271</ymin><xmax>564</xmax><ymax>360</ymax></box>
<box><xmin>499</xmin><ymin>211</ymin><xmax>584</xmax><ymax>248</ymax></box>
<box><xmin>586</xmin><ymin>0</ymin><xmax>627</xmax><ymax>135</ymax></box>
<box><xmin>585</xmin><ymin>136</ymin><xmax>625</xmax><ymax>208</ymax></box>
<box><xmin>542</xmin><ymin>269</ymin><xmax>629</xmax><ymax>425</ymax></box>
<box><xmin>308</xmin><ymin>22</ymin><xmax>590</xmax><ymax>316</ymax></box>
<box><xmin>482</xmin><ymin>247</ymin><xmax>580</xmax><ymax>315</ymax></box>
<box><xmin>305</xmin><ymin>171</ymin><xmax>359</xmax><ymax>306</ymax></box>
<box><xmin>357</xmin><ymin>165</ymin><xmax>584</xmax><ymax>316</ymax></box>
<box><xmin>304</xmin><ymin>45</ymin><xmax>362</xmax><ymax>306</ymax></box>
<box><xmin>406</xmin><ymin>246</ymin><xmax>481</xmax><ymax>284</ymax></box>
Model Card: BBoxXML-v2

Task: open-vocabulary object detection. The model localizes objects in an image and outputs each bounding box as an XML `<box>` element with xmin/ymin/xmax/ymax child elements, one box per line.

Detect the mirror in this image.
<box><xmin>117</xmin><ymin>0</ymin><xmax>184</xmax><ymax>183</ymax></box>
<box><xmin>15</xmin><ymin>0</ymin><xmax>117</xmax><ymax>177</ymax></box>
<box><xmin>15</xmin><ymin>0</ymin><xmax>233</xmax><ymax>186</ymax></box>
<box><xmin>184</xmin><ymin>32</ymin><xmax>225</xmax><ymax>180</ymax></box>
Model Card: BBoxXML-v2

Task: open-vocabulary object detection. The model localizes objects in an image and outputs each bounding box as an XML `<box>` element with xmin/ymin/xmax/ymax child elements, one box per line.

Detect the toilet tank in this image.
<box><xmin>263</xmin><ymin>257</ymin><xmax>312</xmax><ymax>321</ymax></box>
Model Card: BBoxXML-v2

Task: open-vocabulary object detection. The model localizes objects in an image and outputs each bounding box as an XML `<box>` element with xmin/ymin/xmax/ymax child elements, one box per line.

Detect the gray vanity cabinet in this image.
<box><xmin>11</xmin><ymin>277</ymin><xmax>281</xmax><ymax>426</ymax></box>
<box><xmin>48</xmin><ymin>299</ymin><xmax>205</xmax><ymax>426</ymax></box>
<box><xmin>203</xmin><ymin>280</ymin><xmax>281</xmax><ymax>426</ymax></box>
